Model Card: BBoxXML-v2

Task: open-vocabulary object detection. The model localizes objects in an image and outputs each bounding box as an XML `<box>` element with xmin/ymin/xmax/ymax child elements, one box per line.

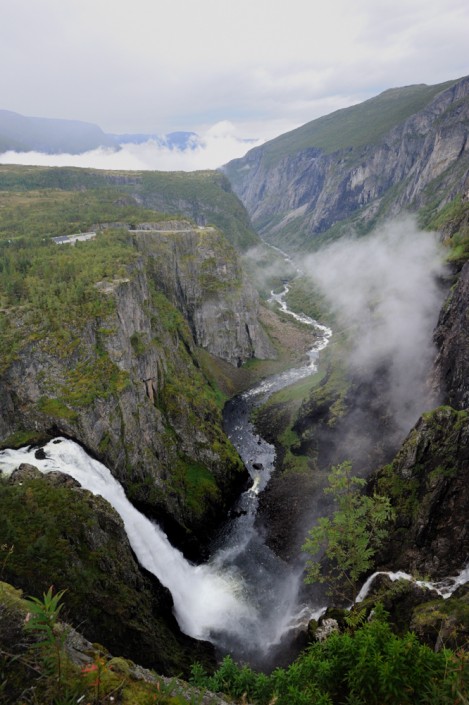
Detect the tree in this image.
<box><xmin>302</xmin><ymin>461</ymin><xmax>395</xmax><ymax>603</ymax></box>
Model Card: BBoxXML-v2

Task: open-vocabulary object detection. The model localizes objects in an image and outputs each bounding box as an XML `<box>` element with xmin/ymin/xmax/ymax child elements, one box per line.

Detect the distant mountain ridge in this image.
<box><xmin>0</xmin><ymin>109</ymin><xmax>198</xmax><ymax>154</ymax></box>
<box><xmin>224</xmin><ymin>75</ymin><xmax>469</xmax><ymax>249</ymax></box>
<box><xmin>0</xmin><ymin>109</ymin><xmax>116</xmax><ymax>154</ymax></box>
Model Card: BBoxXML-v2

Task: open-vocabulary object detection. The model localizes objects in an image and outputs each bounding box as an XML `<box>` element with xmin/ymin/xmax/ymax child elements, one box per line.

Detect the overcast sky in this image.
<box><xmin>2</xmin><ymin>0</ymin><xmax>469</xmax><ymax>169</ymax></box>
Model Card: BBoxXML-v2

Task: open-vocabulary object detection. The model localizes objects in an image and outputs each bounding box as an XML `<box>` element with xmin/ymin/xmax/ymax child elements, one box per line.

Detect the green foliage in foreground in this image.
<box><xmin>303</xmin><ymin>462</ymin><xmax>395</xmax><ymax>603</ymax></box>
<box><xmin>0</xmin><ymin>583</ymin><xmax>205</xmax><ymax>705</ymax></box>
<box><xmin>191</xmin><ymin>607</ymin><xmax>468</xmax><ymax>705</ymax></box>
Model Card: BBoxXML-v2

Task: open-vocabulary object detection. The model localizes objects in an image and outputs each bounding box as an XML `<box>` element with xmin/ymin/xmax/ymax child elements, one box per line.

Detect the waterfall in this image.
<box><xmin>0</xmin><ymin>251</ymin><xmax>333</xmax><ymax>663</ymax></box>
<box><xmin>0</xmin><ymin>439</ymin><xmax>253</xmax><ymax>642</ymax></box>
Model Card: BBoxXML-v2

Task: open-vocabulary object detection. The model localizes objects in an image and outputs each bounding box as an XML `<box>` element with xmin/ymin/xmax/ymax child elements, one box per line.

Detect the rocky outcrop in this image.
<box><xmin>0</xmin><ymin>226</ymin><xmax>274</xmax><ymax>554</ymax></box>
<box><xmin>374</xmin><ymin>406</ymin><xmax>469</xmax><ymax>578</ymax></box>
<box><xmin>225</xmin><ymin>76</ymin><xmax>469</xmax><ymax>248</ymax></box>
<box><xmin>135</xmin><ymin>224</ymin><xmax>275</xmax><ymax>366</ymax></box>
<box><xmin>433</xmin><ymin>261</ymin><xmax>469</xmax><ymax>409</ymax></box>
<box><xmin>0</xmin><ymin>579</ymin><xmax>236</xmax><ymax>705</ymax></box>
<box><xmin>0</xmin><ymin>471</ymin><xmax>215</xmax><ymax>676</ymax></box>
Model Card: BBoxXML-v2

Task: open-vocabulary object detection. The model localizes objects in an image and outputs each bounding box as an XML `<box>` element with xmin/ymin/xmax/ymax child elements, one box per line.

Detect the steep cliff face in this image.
<box><xmin>433</xmin><ymin>261</ymin><xmax>469</xmax><ymax>409</ymax></box>
<box><xmin>374</xmin><ymin>407</ymin><xmax>469</xmax><ymax>578</ymax></box>
<box><xmin>373</xmin><ymin>250</ymin><xmax>469</xmax><ymax>578</ymax></box>
<box><xmin>135</xmin><ymin>224</ymin><xmax>275</xmax><ymax>366</ymax></box>
<box><xmin>225</xmin><ymin>76</ymin><xmax>469</xmax><ymax>248</ymax></box>
<box><xmin>0</xmin><ymin>225</ymin><xmax>273</xmax><ymax>552</ymax></box>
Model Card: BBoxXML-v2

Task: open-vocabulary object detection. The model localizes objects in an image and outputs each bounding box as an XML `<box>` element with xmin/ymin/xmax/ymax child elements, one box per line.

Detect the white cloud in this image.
<box><xmin>0</xmin><ymin>122</ymin><xmax>264</xmax><ymax>171</ymax></box>
<box><xmin>0</xmin><ymin>0</ymin><xmax>468</xmax><ymax>139</ymax></box>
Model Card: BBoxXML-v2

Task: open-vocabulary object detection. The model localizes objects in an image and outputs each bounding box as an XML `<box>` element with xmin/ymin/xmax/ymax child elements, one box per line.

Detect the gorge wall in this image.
<box><xmin>373</xmin><ymin>258</ymin><xmax>469</xmax><ymax>578</ymax></box>
<box><xmin>0</xmin><ymin>222</ymin><xmax>273</xmax><ymax>553</ymax></box>
<box><xmin>225</xmin><ymin>76</ymin><xmax>469</xmax><ymax>249</ymax></box>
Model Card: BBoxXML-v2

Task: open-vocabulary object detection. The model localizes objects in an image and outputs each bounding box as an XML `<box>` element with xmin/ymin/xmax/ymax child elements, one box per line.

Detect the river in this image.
<box><xmin>1</xmin><ymin>275</ymin><xmax>467</xmax><ymax>665</ymax></box>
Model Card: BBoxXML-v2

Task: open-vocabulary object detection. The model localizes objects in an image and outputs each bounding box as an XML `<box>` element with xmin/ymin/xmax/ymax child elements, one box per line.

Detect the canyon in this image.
<box><xmin>0</xmin><ymin>75</ymin><xmax>468</xmax><ymax>702</ymax></box>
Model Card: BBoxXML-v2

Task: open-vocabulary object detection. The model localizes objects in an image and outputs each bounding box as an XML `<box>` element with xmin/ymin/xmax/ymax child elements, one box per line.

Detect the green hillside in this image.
<box><xmin>0</xmin><ymin>165</ymin><xmax>259</xmax><ymax>250</ymax></box>
<box><xmin>254</xmin><ymin>79</ymin><xmax>458</xmax><ymax>166</ymax></box>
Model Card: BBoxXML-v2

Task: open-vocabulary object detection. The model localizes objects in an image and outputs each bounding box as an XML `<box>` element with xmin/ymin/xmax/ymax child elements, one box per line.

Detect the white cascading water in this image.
<box><xmin>0</xmin><ymin>438</ymin><xmax>254</xmax><ymax>641</ymax></box>
<box><xmin>2</xmin><ymin>243</ymin><xmax>465</xmax><ymax>660</ymax></box>
<box><xmin>355</xmin><ymin>568</ymin><xmax>469</xmax><ymax>603</ymax></box>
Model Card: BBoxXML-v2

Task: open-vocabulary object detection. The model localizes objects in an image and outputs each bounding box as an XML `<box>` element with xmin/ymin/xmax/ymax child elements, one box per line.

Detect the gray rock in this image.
<box><xmin>314</xmin><ymin>618</ymin><xmax>339</xmax><ymax>642</ymax></box>
<box><xmin>135</xmin><ymin>225</ymin><xmax>275</xmax><ymax>365</ymax></box>
<box><xmin>8</xmin><ymin>463</ymin><xmax>42</xmax><ymax>484</ymax></box>
<box><xmin>225</xmin><ymin>76</ymin><xmax>469</xmax><ymax>247</ymax></box>
<box><xmin>43</xmin><ymin>471</ymin><xmax>81</xmax><ymax>488</ymax></box>
<box><xmin>433</xmin><ymin>260</ymin><xmax>469</xmax><ymax>409</ymax></box>
<box><xmin>375</xmin><ymin>406</ymin><xmax>469</xmax><ymax>578</ymax></box>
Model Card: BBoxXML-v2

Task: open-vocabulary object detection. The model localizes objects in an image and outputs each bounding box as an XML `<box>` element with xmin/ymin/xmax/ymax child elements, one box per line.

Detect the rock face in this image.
<box><xmin>374</xmin><ymin>406</ymin><xmax>469</xmax><ymax>578</ymax></box>
<box><xmin>135</xmin><ymin>225</ymin><xmax>275</xmax><ymax>366</ymax></box>
<box><xmin>433</xmin><ymin>261</ymin><xmax>469</xmax><ymax>409</ymax></box>
<box><xmin>374</xmin><ymin>258</ymin><xmax>469</xmax><ymax>579</ymax></box>
<box><xmin>0</xmin><ymin>225</ymin><xmax>273</xmax><ymax>553</ymax></box>
<box><xmin>225</xmin><ymin>76</ymin><xmax>469</xmax><ymax>248</ymax></box>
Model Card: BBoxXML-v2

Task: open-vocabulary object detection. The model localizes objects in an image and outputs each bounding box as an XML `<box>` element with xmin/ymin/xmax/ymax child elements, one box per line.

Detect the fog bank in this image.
<box><xmin>303</xmin><ymin>218</ymin><xmax>446</xmax><ymax>433</ymax></box>
<box><xmin>0</xmin><ymin>121</ymin><xmax>263</xmax><ymax>172</ymax></box>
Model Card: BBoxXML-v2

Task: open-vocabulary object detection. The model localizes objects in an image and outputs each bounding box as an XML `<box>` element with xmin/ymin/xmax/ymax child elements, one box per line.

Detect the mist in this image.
<box><xmin>303</xmin><ymin>218</ymin><xmax>447</xmax><ymax>437</ymax></box>
<box><xmin>0</xmin><ymin>121</ymin><xmax>263</xmax><ymax>172</ymax></box>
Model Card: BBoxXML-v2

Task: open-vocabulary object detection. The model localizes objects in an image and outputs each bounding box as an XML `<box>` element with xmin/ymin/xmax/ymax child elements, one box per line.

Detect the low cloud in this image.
<box><xmin>303</xmin><ymin>218</ymin><xmax>447</xmax><ymax>434</ymax></box>
<box><xmin>0</xmin><ymin>121</ymin><xmax>263</xmax><ymax>172</ymax></box>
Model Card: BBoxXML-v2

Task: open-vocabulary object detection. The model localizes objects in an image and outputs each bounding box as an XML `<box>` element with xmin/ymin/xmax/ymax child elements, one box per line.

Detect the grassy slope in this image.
<box><xmin>256</xmin><ymin>79</ymin><xmax>458</xmax><ymax>165</ymax></box>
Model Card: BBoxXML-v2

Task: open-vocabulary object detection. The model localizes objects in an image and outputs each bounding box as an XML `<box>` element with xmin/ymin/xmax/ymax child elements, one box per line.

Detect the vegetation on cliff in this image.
<box><xmin>303</xmin><ymin>461</ymin><xmax>395</xmax><ymax>603</ymax></box>
<box><xmin>0</xmin><ymin>164</ymin><xmax>259</xmax><ymax>250</ymax></box>
<box><xmin>0</xmin><ymin>581</ymin><xmax>224</xmax><ymax>705</ymax></box>
<box><xmin>228</xmin><ymin>79</ymin><xmax>458</xmax><ymax>172</ymax></box>
<box><xmin>2</xmin><ymin>575</ymin><xmax>467</xmax><ymax>705</ymax></box>
<box><xmin>0</xmin><ymin>167</ymin><xmax>268</xmax><ymax>552</ymax></box>
<box><xmin>422</xmin><ymin>194</ymin><xmax>469</xmax><ymax>267</ymax></box>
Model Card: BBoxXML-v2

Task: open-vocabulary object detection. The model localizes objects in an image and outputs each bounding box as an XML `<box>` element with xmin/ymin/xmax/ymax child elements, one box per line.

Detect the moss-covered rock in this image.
<box><xmin>411</xmin><ymin>584</ymin><xmax>469</xmax><ymax>651</ymax></box>
<box><xmin>0</xmin><ymin>580</ymin><xmax>231</xmax><ymax>705</ymax></box>
<box><xmin>374</xmin><ymin>406</ymin><xmax>469</xmax><ymax>578</ymax></box>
